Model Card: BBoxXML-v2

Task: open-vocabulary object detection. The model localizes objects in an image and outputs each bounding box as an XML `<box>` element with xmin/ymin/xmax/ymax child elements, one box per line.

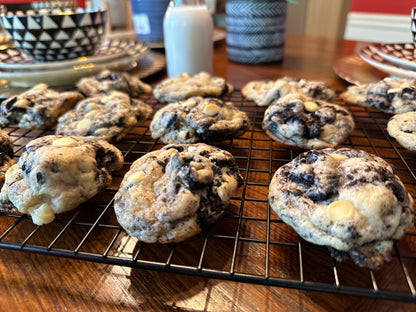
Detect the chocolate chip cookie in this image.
<box><xmin>76</xmin><ymin>70</ymin><xmax>153</xmax><ymax>97</ymax></box>
<box><xmin>0</xmin><ymin>83</ymin><xmax>84</xmax><ymax>129</ymax></box>
<box><xmin>150</xmin><ymin>96</ymin><xmax>250</xmax><ymax>144</ymax></box>
<box><xmin>262</xmin><ymin>94</ymin><xmax>354</xmax><ymax>149</ymax></box>
<box><xmin>114</xmin><ymin>143</ymin><xmax>243</xmax><ymax>243</ymax></box>
<box><xmin>387</xmin><ymin>111</ymin><xmax>416</xmax><ymax>151</ymax></box>
<box><xmin>269</xmin><ymin>148</ymin><xmax>414</xmax><ymax>269</ymax></box>
<box><xmin>0</xmin><ymin>130</ymin><xmax>15</xmax><ymax>180</ymax></box>
<box><xmin>341</xmin><ymin>77</ymin><xmax>416</xmax><ymax>114</ymax></box>
<box><xmin>0</xmin><ymin>135</ymin><xmax>124</xmax><ymax>225</ymax></box>
<box><xmin>242</xmin><ymin>77</ymin><xmax>336</xmax><ymax>106</ymax></box>
<box><xmin>56</xmin><ymin>91</ymin><xmax>153</xmax><ymax>142</ymax></box>
<box><xmin>153</xmin><ymin>72</ymin><xmax>234</xmax><ymax>103</ymax></box>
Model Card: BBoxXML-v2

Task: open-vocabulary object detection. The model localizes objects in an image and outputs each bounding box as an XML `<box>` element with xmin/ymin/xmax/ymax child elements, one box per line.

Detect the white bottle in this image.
<box><xmin>163</xmin><ymin>0</ymin><xmax>213</xmax><ymax>77</ymax></box>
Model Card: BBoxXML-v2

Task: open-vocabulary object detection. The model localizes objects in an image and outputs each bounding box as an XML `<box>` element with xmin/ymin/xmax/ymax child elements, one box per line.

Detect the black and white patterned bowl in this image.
<box><xmin>0</xmin><ymin>9</ymin><xmax>107</xmax><ymax>62</ymax></box>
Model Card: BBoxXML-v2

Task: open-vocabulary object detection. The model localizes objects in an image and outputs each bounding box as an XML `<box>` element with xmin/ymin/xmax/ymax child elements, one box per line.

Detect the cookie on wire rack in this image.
<box><xmin>0</xmin><ymin>135</ymin><xmax>124</xmax><ymax>225</ymax></box>
<box><xmin>0</xmin><ymin>83</ymin><xmax>84</xmax><ymax>129</ymax></box>
<box><xmin>268</xmin><ymin>148</ymin><xmax>414</xmax><ymax>269</ymax></box>
<box><xmin>56</xmin><ymin>91</ymin><xmax>153</xmax><ymax>142</ymax></box>
<box><xmin>153</xmin><ymin>72</ymin><xmax>234</xmax><ymax>103</ymax></box>
<box><xmin>341</xmin><ymin>77</ymin><xmax>416</xmax><ymax>114</ymax></box>
<box><xmin>76</xmin><ymin>70</ymin><xmax>153</xmax><ymax>98</ymax></box>
<box><xmin>150</xmin><ymin>96</ymin><xmax>250</xmax><ymax>144</ymax></box>
<box><xmin>262</xmin><ymin>93</ymin><xmax>354</xmax><ymax>149</ymax></box>
<box><xmin>387</xmin><ymin>111</ymin><xmax>416</xmax><ymax>151</ymax></box>
<box><xmin>242</xmin><ymin>77</ymin><xmax>336</xmax><ymax>106</ymax></box>
<box><xmin>114</xmin><ymin>143</ymin><xmax>243</xmax><ymax>243</ymax></box>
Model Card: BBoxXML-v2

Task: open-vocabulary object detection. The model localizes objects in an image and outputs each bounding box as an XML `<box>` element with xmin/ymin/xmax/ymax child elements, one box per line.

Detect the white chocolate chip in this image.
<box><xmin>203</xmin><ymin>103</ymin><xmax>220</xmax><ymax>116</ymax></box>
<box><xmin>157</xmin><ymin>148</ymin><xmax>178</xmax><ymax>161</ymax></box>
<box><xmin>127</xmin><ymin>171</ymin><xmax>146</xmax><ymax>184</ymax></box>
<box><xmin>182</xmin><ymin>99</ymin><xmax>197</xmax><ymax>108</ymax></box>
<box><xmin>46</xmin><ymin>91</ymin><xmax>59</xmax><ymax>99</ymax></box>
<box><xmin>327</xmin><ymin>153</ymin><xmax>348</xmax><ymax>161</ymax></box>
<box><xmin>76</xmin><ymin>119</ymin><xmax>92</xmax><ymax>131</ymax></box>
<box><xmin>387</xmin><ymin>88</ymin><xmax>401</xmax><ymax>94</ymax></box>
<box><xmin>86</xmin><ymin>103</ymin><xmax>102</xmax><ymax>112</ymax></box>
<box><xmin>52</xmin><ymin>137</ymin><xmax>78</xmax><ymax>147</ymax></box>
<box><xmin>327</xmin><ymin>200</ymin><xmax>356</xmax><ymax>222</ymax></box>
<box><xmin>304</xmin><ymin>101</ymin><xmax>319</xmax><ymax>112</ymax></box>
<box><xmin>84</xmin><ymin>110</ymin><xmax>98</xmax><ymax>119</ymax></box>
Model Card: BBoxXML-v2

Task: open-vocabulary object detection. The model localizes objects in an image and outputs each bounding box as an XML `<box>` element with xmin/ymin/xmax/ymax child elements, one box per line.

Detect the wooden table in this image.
<box><xmin>0</xmin><ymin>33</ymin><xmax>415</xmax><ymax>311</ymax></box>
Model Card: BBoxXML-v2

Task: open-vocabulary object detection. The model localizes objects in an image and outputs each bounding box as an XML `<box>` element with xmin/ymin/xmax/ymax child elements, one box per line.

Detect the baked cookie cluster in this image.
<box><xmin>0</xmin><ymin>70</ymin><xmax>414</xmax><ymax>271</ymax></box>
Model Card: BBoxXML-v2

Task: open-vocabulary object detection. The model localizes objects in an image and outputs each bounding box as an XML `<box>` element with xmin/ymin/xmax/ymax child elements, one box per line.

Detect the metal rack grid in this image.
<box><xmin>0</xmin><ymin>90</ymin><xmax>415</xmax><ymax>302</ymax></box>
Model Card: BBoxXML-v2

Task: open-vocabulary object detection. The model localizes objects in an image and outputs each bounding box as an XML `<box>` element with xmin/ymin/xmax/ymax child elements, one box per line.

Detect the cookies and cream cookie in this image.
<box><xmin>153</xmin><ymin>72</ymin><xmax>234</xmax><ymax>103</ymax></box>
<box><xmin>341</xmin><ymin>77</ymin><xmax>416</xmax><ymax>114</ymax></box>
<box><xmin>56</xmin><ymin>91</ymin><xmax>153</xmax><ymax>142</ymax></box>
<box><xmin>269</xmin><ymin>148</ymin><xmax>414</xmax><ymax>269</ymax></box>
<box><xmin>0</xmin><ymin>130</ymin><xmax>15</xmax><ymax>180</ymax></box>
<box><xmin>0</xmin><ymin>135</ymin><xmax>124</xmax><ymax>225</ymax></box>
<box><xmin>76</xmin><ymin>70</ymin><xmax>153</xmax><ymax>97</ymax></box>
<box><xmin>150</xmin><ymin>96</ymin><xmax>250</xmax><ymax>144</ymax></box>
<box><xmin>387</xmin><ymin>111</ymin><xmax>416</xmax><ymax>151</ymax></box>
<box><xmin>114</xmin><ymin>143</ymin><xmax>243</xmax><ymax>243</ymax></box>
<box><xmin>0</xmin><ymin>83</ymin><xmax>83</xmax><ymax>129</ymax></box>
<box><xmin>242</xmin><ymin>77</ymin><xmax>336</xmax><ymax>106</ymax></box>
<box><xmin>262</xmin><ymin>94</ymin><xmax>354</xmax><ymax>149</ymax></box>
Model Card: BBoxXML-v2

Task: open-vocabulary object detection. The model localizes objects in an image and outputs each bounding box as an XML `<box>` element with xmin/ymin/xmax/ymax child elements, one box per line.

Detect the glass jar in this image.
<box><xmin>163</xmin><ymin>0</ymin><xmax>213</xmax><ymax>77</ymax></box>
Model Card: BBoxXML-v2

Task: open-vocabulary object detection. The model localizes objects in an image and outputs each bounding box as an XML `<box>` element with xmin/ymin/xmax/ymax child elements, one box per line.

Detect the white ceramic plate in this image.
<box><xmin>0</xmin><ymin>51</ymin><xmax>166</xmax><ymax>96</ymax></box>
<box><xmin>359</xmin><ymin>44</ymin><xmax>416</xmax><ymax>79</ymax></box>
<box><xmin>0</xmin><ymin>39</ymin><xmax>148</xmax><ymax>71</ymax></box>
<box><xmin>333</xmin><ymin>55</ymin><xmax>387</xmax><ymax>85</ymax></box>
<box><xmin>108</xmin><ymin>28</ymin><xmax>226</xmax><ymax>49</ymax></box>
<box><xmin>376</xmin><ymin>43</ymin><xmax>416</xmax><ymax>71</ymax></box>
<box><xmin>0</xmin><ymin>49</ymin><xmax>154</xmax><ymax>87</ymax></box>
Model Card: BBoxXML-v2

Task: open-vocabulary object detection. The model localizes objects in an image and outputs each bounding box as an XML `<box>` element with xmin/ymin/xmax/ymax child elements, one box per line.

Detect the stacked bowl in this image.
<box><xmin>225</xmin><ymin>0</ymin><xmax>287</xmax><ymax>64</ymax></box>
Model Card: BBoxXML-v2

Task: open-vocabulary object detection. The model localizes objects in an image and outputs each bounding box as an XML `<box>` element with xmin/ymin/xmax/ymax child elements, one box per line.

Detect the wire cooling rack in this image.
<box><xmin>0</xmin><ymin>90</ymin><xmax>415</xmax><ymax>302</ymax></box>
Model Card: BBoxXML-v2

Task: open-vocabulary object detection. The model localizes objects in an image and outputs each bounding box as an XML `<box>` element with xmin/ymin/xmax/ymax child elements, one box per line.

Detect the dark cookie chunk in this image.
<box><xmin>76</xmin><ymin>70</ymin><xmax>153</xmax><ymax>97</ymax></box>
<box><xmin>341</xmin><ymin>77</ymin><xmax>416</xmax><ymax>114</ymax></box>
<box><xmin>0</xmin><ymin>83</ymin><xmax>83</xmax><ymax>129</ymax></box>
<box><xmin>56</xmin><ymin>91</ymin><xmax>153</xmax><ymax>142</ymax></box>
<box><xmin>0</xmin><ymin>135</ymin><xmax>124</xmax><ymax>225</ymax></box>
<box><xmin>153</xmin><ymin>72</ymin><xmax>234</xmax><ymax>103</ymax></box>
<box><xmin>0</xmin><ymin>129</ymin><xmax>15</xmax><ymax>181</ymax></box>
<box><xmin>114</xmin><ymin>143</ymin><xmax>243</xmax><ymax>243</ymax></box>
<box><xmin>268</xmin><ymin>148</ymin><xmax>414</xmax><ymax>269</ymax></box>
<box><xmin>150</xmin><ymin>96</ymin><xmax>250</xmax><ymax>144</ymax></box>
<box><xmin>262</xmin><ymin>93</ymin><xmax>354</xmax><ymax>149</ymax></box>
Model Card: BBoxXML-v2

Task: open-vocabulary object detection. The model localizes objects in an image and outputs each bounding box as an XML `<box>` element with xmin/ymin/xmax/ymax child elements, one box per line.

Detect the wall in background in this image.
<box><xmin>350</xmin><ymin>0</ymin><xmax>414</xmax><ymax>15</ymax></box>
<box><xmin>345</xmin><ymin>0</ymin><xmax>414</xmax><ymax>42</ymax></box>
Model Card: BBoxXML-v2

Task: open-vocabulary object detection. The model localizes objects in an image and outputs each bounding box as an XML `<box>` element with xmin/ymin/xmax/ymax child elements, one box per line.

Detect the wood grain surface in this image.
<box><xmin>0</xmin><ymin>33</ymin><xmax>415</xmax><ymax>311</ymax></box>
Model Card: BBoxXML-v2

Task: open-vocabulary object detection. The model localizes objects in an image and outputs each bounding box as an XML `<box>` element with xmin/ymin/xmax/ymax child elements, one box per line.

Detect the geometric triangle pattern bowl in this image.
<box><xmin>0</xmin><ymin>9</ymin><xmax>107</xmax><ymax>62</ymax></box>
